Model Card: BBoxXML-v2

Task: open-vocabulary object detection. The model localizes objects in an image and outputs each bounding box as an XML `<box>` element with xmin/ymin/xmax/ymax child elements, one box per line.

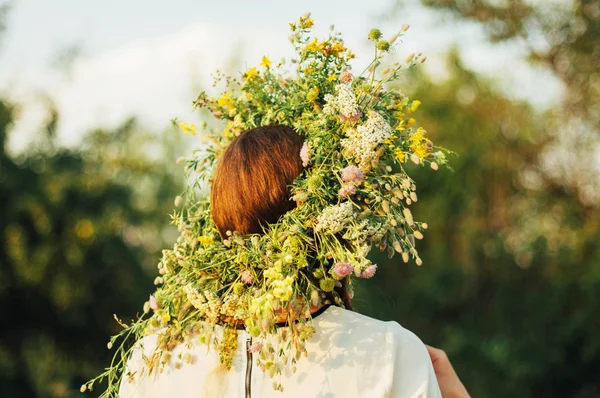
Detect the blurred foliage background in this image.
<box><xmin>1</xmin><ymin>1</ymin><xmax>599</xmax><ymax>397</ymax></box>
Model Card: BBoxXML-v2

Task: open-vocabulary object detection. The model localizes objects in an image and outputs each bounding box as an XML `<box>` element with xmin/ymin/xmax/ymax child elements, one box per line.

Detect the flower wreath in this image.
<box><xmin>85</xmin><ymin>14</ymin><xmax>451</xmax><ymax>396</ymax></box>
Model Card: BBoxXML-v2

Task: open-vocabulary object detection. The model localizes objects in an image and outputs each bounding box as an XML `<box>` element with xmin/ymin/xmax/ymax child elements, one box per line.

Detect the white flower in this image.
<box><xmin>323</xmin><ymin>83</ymin><xmax>360</xmax><ymax>120</ymax></box>
<box><xmin>315</xmin><ymin>202</ymin><xmax>355</xmax><ymax>234</ymax></box>
<box><xmin>341</xmin><ymin>111</ymin><xmax>392</xmax><ymax>168</ymax></box>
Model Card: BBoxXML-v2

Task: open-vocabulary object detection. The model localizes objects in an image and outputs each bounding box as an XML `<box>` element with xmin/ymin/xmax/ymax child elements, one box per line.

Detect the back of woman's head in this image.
<box><xmin>211</xmin><ymin>125</ymin><xmax>304</xmax><ymax>237</ymax></box>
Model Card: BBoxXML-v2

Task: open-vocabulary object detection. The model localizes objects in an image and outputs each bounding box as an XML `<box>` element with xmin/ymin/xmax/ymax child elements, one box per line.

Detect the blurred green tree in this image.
<box><xmin>0</xmin><ymin>99</ymin><xmax>184</xmax><ymax>397</ymax></box>
<box><xmin>414</xmin><ymin>0</ymin><xmax>600</xmax><ymax>130</ymax></box>
<box><xmin>356</xmin><ymin>51</ymin><xmax>600</xmax><ymax>397</ymax></box>
<box><xmin>363</xmin><ymin>2</ymin><xmax>600</xmax><ymax>396</ymax></box>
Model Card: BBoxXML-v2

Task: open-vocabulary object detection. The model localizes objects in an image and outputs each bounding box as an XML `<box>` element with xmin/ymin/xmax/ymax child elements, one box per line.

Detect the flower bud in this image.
<box><xmin>174</xmin><ymin>195</ymin><xmax>182</xmax><ymax>207</ymax></box>
<box><xmin>377</xmin><ymin>40</ymin><xmax>390</xmax><ymax>51</ymax></box>
<box><xmin>368</xmin><ymin>28</ymin><xmax>382</xmax><ymax>40</ymax></box>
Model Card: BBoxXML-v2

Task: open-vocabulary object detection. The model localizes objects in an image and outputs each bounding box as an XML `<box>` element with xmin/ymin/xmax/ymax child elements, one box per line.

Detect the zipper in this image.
<box><xmin>245</xmin><ymin>336</ymin><xmax>253</xmax><ymax>398</ymax></box>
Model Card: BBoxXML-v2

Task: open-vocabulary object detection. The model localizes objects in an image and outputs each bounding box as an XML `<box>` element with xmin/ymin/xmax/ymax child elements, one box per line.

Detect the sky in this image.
<box><xmin>0</xmin><ymin>0</ymin><xmax>563</xmax><ymax>153</ymax></box>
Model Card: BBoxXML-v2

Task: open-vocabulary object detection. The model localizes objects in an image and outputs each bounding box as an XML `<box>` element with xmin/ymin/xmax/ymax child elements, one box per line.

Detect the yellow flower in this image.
<box><xmin>410</xmin><ymin>127</ymin><xmax>426</xmax><ymax>142</ymax></box>
<box><xmin>162</xmin><ymin>313</ymin><xmax>171</xmax><ymax>323</ymax></box>
<box><xmin>244</xmin><ymin>67</ymin><xmax>258</xmax><ymax>81</ymax></box>
<box><xmin>346</xmin><ymin>50</ymin><xmax>356</xmax><ymax>59</ymax></box>
<box><xmin>198</xmin><ymin>236</ymin><xmax>214</xmax><ymax>246</ymax></box>
<box><xmin>261</xmin><ymin>56</ymin><xmax>272</xmax><ymax>68</ymax></box>
<box><xmin>306</xmin><ymin>87</ymin><xmax>320</xmax><ymax>103</ymax></box>
<box><xmin>412</xmin><ymin>144</ymin><xmax>430</xmax><ymax>159</ymax></box>
<box><xmin>299</xmin><ymin>16</ymin><xmax>314</xmax><ymax>29</ymax></box>
<box><xmin>395</xmin><ymin>148</ymin><xmax>406</xmax><ymax>163</ymax></box>
<box><xmin>179</xmin><ymin>123</ymin><xmax>197</xmax><ymax>136</ymax></box>
<box><xmin>217</xmin><ymin>92</ymin><xmax>235</xmax><ymax>108</ymax></box>
<box><xmin>332</xmin><ymin>42</ymin><xmax>346</xmax><ymax>53</ymax></box>
<box><xmin>407</xmin><ymin>100</ymin><xmax>421</xmax><ymax>114</ymax></box>
<box><xmin>306</xmin><ymin>38</ymin><xmax>324</xmax><ymax>52</ymax></box>
<box><xmin>327</xmin><ymin>74</ymin><xmax>337</xmax><ymax>82</ymax></box>
<box><xmin>406</xmin><ymin>117</ymin><xmax>416</xmax><ymax>128</ymax></box>
<box><xmin>409</xmin><ymin>128</ymin><xmax>431</xmax><ymax>159</ymax></box>
<box><xmin>395</xmin><ymin>120</ymin><xmax>406</xmax><ymax>131</ymax></box>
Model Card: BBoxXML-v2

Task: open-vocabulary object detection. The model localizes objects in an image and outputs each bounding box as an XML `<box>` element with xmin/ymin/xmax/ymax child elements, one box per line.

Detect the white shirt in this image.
<box><xmin>119</xmin><ymin>305</ymin><xmax>441</xmax><ymax>398</ymax></box>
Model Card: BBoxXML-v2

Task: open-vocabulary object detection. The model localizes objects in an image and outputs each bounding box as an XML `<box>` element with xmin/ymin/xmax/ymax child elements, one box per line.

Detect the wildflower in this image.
<box><xmin>319</xmin><ymin>278</ymin><xmax>336</xmax><ymax>292</ymax></box>
<box><xmin>299</xmin><ymin>15</ymin><xmax>314</xmax><ymax>29</ymax></box>
<box><xmin>395</xmin><ymin>149</ymin><xmax>406</xmax><ymax>163</ymax></box>
<box><xmin>300</xmin><ymin>142</ymin><xmax>310</xmax><ymax>167</ymax></box>
<box><xmin>327</xmin><ymin>74</ymin><xmax>337</xmax><ymax>82</ymax></box>
<box><xmin>272</xmin><ymin>277</ymin><xmax>294</xmax><ymax>301</ymax></box>
<box><xmin>339</xmin><ymin>71</ymin><xmax>353</xmax><ymax>84</ymax></box>
<box><xmin>149</xmin><ymin>295</ymin><xmax>159</xmax><ymax>310</ymax></box>
<box><xmin>414</xmin><ymin>231</ymin><xmax>424</xmax><ymax>240</ymax></box>
<box><xmin>403</xmin><ymin>208</ymin><xmax>414</xmax><ymax>225</ymax></box>
<box><xmin>241</xmin><ymin>270</ymin><xmax>254</xmax><ymax>284</ymax></box>
<box><xmin>341</xmin><ymin>166</ymin><xmax>364</xmax><ymax>183</ymax></box>
<box><xmin>358</xmin><ymin>264</ymin><xmax>377</xmax><ymax>278</ymax></box>
<box><xmin>179</xmin><ymin>123</ymin><xmax>197</xmax><ymax>136</ymax></box>
<box><xmin>339</xmin><ymin>111</ymin><xmax>361</xmax><ymax>123</ymax></box>
<box><xmin>332</xmin><ymin>262</ymin><xmax>354</xmax><ymax>279</ymax></box>
<box><xmin>377</xmin><ymin>40</ymin><xmax>390</xmax><ymax>51</ymax></box>
<box><xmin>264</xmin><ymin>267</ymin><xmax>283</xmax><ymax>281</ymax></box>
<box><xmin>244</xmin><ymin>67</ymin><xmax>258</xmax><ymax>81</ymax></box>
<box><xmin>250</xmin><ymin>294</ymin><xmax>275</xmax><ymax>317</ymax></box>
<box><xmin>291</xmin><ymin>190</ymin><xmax>309</xmax><ymax>203</ymax></box>
<box><xmin>368</xmin><ymin>28</ymin><xmax>382</xmax><ymax>40</ymax></box>
<box><xmin>341</xmin><ymin>111</ymin><xmax>393</xmax><ymax>168</ymax></box>
<box><xmin>315</xmin><ymin>202</ymin><xmax>355</xmax><ymax>234</ymax></box>
<box><xmin>261</xmin><ymin>56</ymin><xmax>272</xmax><ymax>68</ymax></box>
<box><xmin>217</xmin><ymin>92</ymin><xmax>235</xmax><ymax>108</ymax></box>
<box><xmin>198</xmin><ymin>236</ymin><xmax>213</xmax><ymax>246</ymax></box>
<box><xmin>248</xmin><ymin>343</ymin><xmax>263</xmax><ymax>353</ymax></box>
<box><xmin>408</xmin><ymin>100</ymin><xmax>421</xmax><ymax>113</ymax></box>
<box><xmin>338</xmin><ymin>184</ymin><xmax>356</xmax><ymax>197</ymax></box>
<box><xmin>323</xmin><ymin>83</ymin><xmax>360</xmax><ymax>121</ymax></box>
<box><xmin>306</xmin><ymin>87</ymin><xmax>320</xmax><ymax>103</ymax></box>
<box><xmin>410</xmin><ymin>153</ymin><xmax>421</xmax><ymax>164</ymax></box>
<box><xmin>306</xmin><ymin>38</ymin><xmax>324</xmax><ymax>52</ymax></box>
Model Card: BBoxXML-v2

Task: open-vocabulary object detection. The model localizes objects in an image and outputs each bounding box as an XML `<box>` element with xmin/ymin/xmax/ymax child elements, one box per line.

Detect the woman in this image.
<box><xmin>119</xmin><ymin>125</ymin><xmax>466</xmax><ymax>398</ymax></box>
